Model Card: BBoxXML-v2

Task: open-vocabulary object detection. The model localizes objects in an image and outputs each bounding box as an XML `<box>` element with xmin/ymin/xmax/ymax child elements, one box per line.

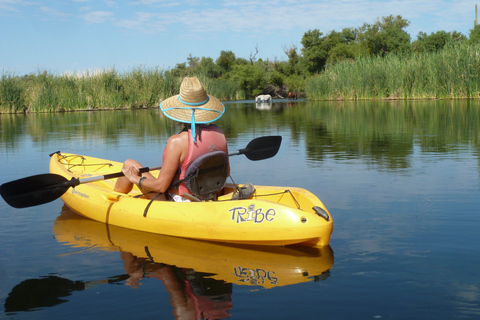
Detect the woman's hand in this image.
<box><xmin>121</xmin><ymin>163</ymin><xmax>141</xmax><ymax>184</ymax></box>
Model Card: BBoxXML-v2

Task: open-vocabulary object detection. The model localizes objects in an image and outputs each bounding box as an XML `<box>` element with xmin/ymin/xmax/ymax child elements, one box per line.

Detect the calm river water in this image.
<box><xmin>1</xmin><ymin>99</ymin><xmax>480</xmax><ymax>319</ymax></box>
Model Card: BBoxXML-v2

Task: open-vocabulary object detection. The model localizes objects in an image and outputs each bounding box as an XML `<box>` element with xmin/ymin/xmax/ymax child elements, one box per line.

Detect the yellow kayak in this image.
<box><xmin>49</xmin><ymin>152</ymin><xmax>333</xmax><ymax>247</ymax></box>
<box><xmin>53</xmin><ymin>207</ymin><xmax>334</xmax><ymax>289</ymax></box>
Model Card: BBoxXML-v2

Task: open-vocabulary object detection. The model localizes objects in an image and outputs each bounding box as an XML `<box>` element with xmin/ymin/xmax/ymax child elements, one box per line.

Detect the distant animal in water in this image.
<box><xmin>288</xmin><ymin>92</ymin><xmax>297</xmax><ymax>100</ymax></box>
<box><xmin>255</xmin><ymin>94</ymin><xmax>272</xmax><ymax>103</ymax></box>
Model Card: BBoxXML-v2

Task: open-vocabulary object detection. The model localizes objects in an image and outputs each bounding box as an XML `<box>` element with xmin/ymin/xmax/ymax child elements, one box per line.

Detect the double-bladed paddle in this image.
<box><xmin>0</xmin><ymin>135</ymin><xmax>282</xmax><ymax>208</ymax></box>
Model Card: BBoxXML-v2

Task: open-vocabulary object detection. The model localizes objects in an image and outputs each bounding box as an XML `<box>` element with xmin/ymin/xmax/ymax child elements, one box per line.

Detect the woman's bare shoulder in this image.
<box><xmin>165</xmin><ymin>131</ymin><xmax>189</xmax><ymax>156</ymax></box>
<box><xmin>167</xmin><ymin>131</ymin><xmax>188</xmax><ymax>144</ymax></box>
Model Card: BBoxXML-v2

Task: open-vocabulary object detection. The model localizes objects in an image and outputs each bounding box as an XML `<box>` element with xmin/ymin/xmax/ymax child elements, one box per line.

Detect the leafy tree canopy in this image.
<box><xmin>469</xmin><ymin>24</ymin><xmax>480</xmax><ymax>42</ymax></box>
<box><xmin>164</xmin><ymin>13</ymin><xmax>478</xmax><ymax>99</ymax></box>
<box><xmin>357</xmin><ymin>15</ymin><xmax>411</xmax><ymax>55</ymax></box>
<box><xmin>413</xmin><ymin>30</ymin><xmax>465</xmax><ymax>52</ymax></box>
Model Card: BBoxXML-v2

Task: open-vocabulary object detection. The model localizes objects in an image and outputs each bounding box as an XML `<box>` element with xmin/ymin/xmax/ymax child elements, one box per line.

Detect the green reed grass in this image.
<box><xmin>196</xmin><ymin>74</ymin><xmax>240</xmax><ymax>101</ymax></box>
<box><xmin>306</xmin><ymin>42</ymin><xmax>480</xmax><ymax>100</ymax></box>
<box><xmin>0</xmin><ymin>67</ymin><xmax>179</xmax><ymax>113</ymax></box>
<box><xmin>0</xmin><ymin>67</ymin><xmax>244</xmax><ymax>113</ymax></box>
<box><xmin>0</xmin><ymin>74</ymin><xmax>27</xmax><ymax>112</ymax></box>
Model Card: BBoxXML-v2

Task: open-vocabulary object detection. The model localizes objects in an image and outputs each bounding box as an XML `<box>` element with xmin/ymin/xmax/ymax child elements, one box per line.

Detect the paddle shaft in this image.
<box><xmin>80</xmin><ymin>165</ymin><xmax>162</xmax><ymax>185</ymax></box>
<box><xmin>0</xmin><ymin>135</ymin><xmax>281</xmax><ymax>208</ymax></box>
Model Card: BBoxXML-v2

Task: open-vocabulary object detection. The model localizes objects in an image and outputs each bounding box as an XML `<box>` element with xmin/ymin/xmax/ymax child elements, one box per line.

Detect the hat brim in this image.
<box><xmin>160</xmin><ymin>94</ymin><xmax>225</xmax><ymax>124</ymax></box>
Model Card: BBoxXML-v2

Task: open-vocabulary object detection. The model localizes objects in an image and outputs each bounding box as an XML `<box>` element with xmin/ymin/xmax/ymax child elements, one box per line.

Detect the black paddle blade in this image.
<box><xmin>0</xmin><ymin>174</ymin><xmax>72</xmax><ymax>208</ymax></box>
<box><xmin>4</xmin><ymin>276</ymin><xmax>84</xmax><ymax>312</ymax></box>
<box><xmin>241</xmin><ymin>136</ymin><xmax>282</xmax><ymax>161</ymax></box>
<box><xmin>4</xmin><ymin>274</ymin><xmax>129</xmax><ymax>312</ymax></box>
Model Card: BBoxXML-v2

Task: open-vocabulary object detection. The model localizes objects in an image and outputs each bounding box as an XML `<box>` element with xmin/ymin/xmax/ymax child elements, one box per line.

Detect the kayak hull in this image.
<box><xmin>49</xmin><ymin>152</ymin><xmax>333</xmax><ymax>247</ymax></box>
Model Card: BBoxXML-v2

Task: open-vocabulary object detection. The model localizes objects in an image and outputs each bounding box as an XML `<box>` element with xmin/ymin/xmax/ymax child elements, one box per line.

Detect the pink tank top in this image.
<box><xmin>164</xmin><ymin>125</ymin><xmax>228</xmax><ymax>196</ymax></box>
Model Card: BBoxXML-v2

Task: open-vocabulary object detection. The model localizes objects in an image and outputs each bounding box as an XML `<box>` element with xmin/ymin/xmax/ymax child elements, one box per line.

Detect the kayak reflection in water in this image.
<box><xmin>121</xmin><ymin>251</ymin><xmax>233</xmax><ymax>319</ymax></box>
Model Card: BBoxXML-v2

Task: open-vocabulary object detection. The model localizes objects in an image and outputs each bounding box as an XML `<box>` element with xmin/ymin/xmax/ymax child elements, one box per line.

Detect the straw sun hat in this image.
<box><xmin>160</xmin><ymin>77</ymin><xmax>225</xmax><ymax>126</ymax></box>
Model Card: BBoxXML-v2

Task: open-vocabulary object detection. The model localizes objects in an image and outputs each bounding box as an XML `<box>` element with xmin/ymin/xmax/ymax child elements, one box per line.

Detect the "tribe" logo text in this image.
<box><xmin>229</xmin><ymin>204</ymin><xmax>276</xmax><ymax>223</ymax></box>
<box><xmin>232</xmin><ymin>265</ymin><xmax>278</xmax><ymax>286</ymax></box>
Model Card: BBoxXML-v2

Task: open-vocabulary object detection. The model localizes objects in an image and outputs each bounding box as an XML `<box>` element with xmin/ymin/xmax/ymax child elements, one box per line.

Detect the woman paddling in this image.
<box><xmin>114</xmin><ymin>76</ymin><xmax>228</xmax><ymax>202</ymax></box>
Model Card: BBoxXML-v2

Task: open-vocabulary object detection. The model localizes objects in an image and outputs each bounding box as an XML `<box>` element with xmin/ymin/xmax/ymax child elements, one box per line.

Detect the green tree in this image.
<box><xmin>283</xmin><ymin>45</ymin><xmax>300</xmax><ymax>75</ymax></box>
<box><xmin>300</xmin><ymin>29</ymin><xmax>329</xmax><ymax>74</ymax></box>
<box><xmin>216</xmin><ymin>50</ymin><xmax>236</xmax><ymax>76</ymax></box>
<box><xmin>412</xmin><ymin>31</ymin><xmax>464</xmax><ymax>52</ymax></box>
<box><xmin>357</xmin><ymin>15</ymin><xmax>411</xmax><ymax>56</ymax></box>
<box><xmin>300</xmin><ymin>27</ymin><xmax>363</xmax><ymax>74</ymax></box>
<box><xmin>325</xmin><ymin>28</ymin><xmax>362</xmax><ymax>65</ymax></box>
<box><xmin>256</xmin><ymin>59</ymin><xmax>286</xmax><ymax>95</ymax></box>
<box><xmin>231</xmin><ymin>63</ymin><xmax>266</xmax><ymax>98</ymax></box>
<box><xmin>469</xmin><ymin>24</ymin><xmax>480</xmax><ymax>42</ymax></box>
<box><xmin>170</xmin><ymin>62</ymin><xmax>187</xmax><ymax>78</ymax></box>
<box><xmin>327</xmin><ymin>43</ymin><xmax>356</xmax><ymax>64</ymax></box>
<box><xmin>186</xmin><ymin>54</ymin><xmax>200</xmax><ymax>74</ymax></box>
<box><xmin>196</xmin><ymin>57</ymin><xmax>218</xmax><ymax>78</ymax></box>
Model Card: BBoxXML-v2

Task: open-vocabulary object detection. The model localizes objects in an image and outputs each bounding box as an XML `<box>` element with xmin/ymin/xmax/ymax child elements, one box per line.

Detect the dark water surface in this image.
<box><xmin>1</xmin><ymin>99</ymin><xmax>480</xmax><ymax>319</ymax></box>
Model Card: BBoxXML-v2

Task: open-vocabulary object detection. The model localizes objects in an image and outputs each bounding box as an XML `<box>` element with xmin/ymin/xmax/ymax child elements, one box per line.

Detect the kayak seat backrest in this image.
<box><xmin>183</xmin><ymin>151</ymin><xmax>229</xmax><ymax>201</ymax></box>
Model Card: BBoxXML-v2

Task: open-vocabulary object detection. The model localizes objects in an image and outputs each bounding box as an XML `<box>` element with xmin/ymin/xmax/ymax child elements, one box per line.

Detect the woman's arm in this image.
<box><xmin>135</xmin><ymin>133</ymin><xmax>188</xmax><ymax>193</ymax></box>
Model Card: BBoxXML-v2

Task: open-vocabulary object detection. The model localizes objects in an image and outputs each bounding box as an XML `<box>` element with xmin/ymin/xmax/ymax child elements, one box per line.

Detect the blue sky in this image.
<box><xmin>1</xmin><ymin>0</ymin><xmax>478</xmax><ymax>76</ymax></box>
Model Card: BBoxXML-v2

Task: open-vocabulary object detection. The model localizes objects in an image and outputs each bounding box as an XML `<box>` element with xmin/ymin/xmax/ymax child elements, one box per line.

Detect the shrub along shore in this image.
<box><xmin>2</xmin><ymin>42</ymin><xmax>480</xmax><ymax>114</ymax></box>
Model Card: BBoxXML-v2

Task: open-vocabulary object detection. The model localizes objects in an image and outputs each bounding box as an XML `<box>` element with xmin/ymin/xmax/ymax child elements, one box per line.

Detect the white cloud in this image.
<box><xmin>177</xmin><ymin>0</ymin><xmax>475</xmax><ymax>36</ymax></box>
<box><xmin>130</xmin><ymin>0</ymin><xmax>180</xmax><ymax>6</ymax></box>
<box><xmin>80</xmin><ymin>10</ymin><xmax>114</xmax><ymax>24</ymax></box>
<box><xmin>39</xmin><ymin>6</ymin><xmax>71</xmax><ymax>20</ymax></box>
<box><xmin>113</xmin><ymin>11</ymin><xmax>174</xmax><ymax>33</ymax></box>
<box><xmin>0</xmin><ymin>0</ymin><xmax>35</xmax><ymax>13</ymax></box>
<box><xmin>0</xmin><ymin>4</ymin><xmax>18</xmax><ymax>13</ymax></box>
<box><xmin>5</xmin><ymin>0</ymin><xmax>475</xmax><ymax>40</ymax></box>
<box><xmin>105</xmin><ymin>0</ymin><xmax>117</xmax><ymax>7</ymax></box>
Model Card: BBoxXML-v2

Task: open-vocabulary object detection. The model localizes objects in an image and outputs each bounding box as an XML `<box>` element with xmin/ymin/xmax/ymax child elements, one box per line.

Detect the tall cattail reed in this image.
<box><xmin>0</xmin><ymin>67</ymin><xmax>243</xmax><ymax>113</ymax></box>
<box><xmin>306</xmin><ymin>42</ymin><xmax>480</xmax><ymax>101</ymax></box>
<box><xmin>0</xmin><ymin>67</ymin><xmax>176</xmax><ymax>113</ymax></box>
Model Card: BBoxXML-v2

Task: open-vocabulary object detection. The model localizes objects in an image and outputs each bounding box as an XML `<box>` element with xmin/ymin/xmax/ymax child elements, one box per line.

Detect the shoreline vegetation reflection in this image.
<box><xmin>2</xmin><ymin>99</ymin><xmax>479</xmax><ymax>172</ymax></box>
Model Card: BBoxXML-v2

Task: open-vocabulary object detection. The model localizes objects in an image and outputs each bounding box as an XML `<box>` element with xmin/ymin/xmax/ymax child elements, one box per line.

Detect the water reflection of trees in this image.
<box><xmin>283</xmin><ymin>99</ymin><xmax>480</xmax><ymax>170</ymax></box>
<box><xmin>1</xmin><ymin>100</ymin><xmax>479</xmax><ymax>170</ymax></box>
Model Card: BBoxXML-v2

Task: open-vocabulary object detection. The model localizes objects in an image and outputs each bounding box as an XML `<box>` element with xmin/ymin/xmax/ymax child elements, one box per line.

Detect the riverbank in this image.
<box><xmin>2</xmin><ymin>42</ymin><xmax>480</xmax><ymax>114</ymax></box>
